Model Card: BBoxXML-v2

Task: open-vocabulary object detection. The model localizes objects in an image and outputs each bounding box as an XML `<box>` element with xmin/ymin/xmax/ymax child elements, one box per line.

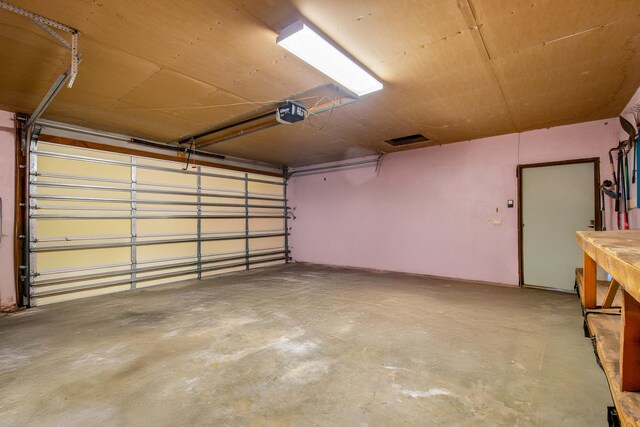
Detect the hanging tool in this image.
<box><xmin>617</xmin><ymin>148</ymin><xmax>623</xmax><ymax>229</ymax></box>
<box><xmin>637</xmin><ymin>132</ymin><xmax>640</xmax><ymax>208</ymax></box>
<box><xmin>620</xmin><ymin>116</ymin><xmax>636</xmax><ymax>196</ymax></box>
<box><xmin>619</xmin><ymin>116</ymin><xmax>637</xmax><ymax>226</ymax></box>
<box><xmin>625</xmin><ymin>142</ymin><xmax>631</xmax><ymax>202</ymax></box>
<box><xmin>601</xmin><ymin>180</ymin><xmax>617</xmax><ymax>199</ymax></box>
<box><xmin>600</xmin><ymin>180</ymin><xmax>614</xmax><ymax>231</ymax></box>
<box><xmin>634</xmin><ymin>111</ymin><xmax>640</xmax><ymax>207</ymax></box>
<box><xmin>601</xmin><ymin>179</ymin><xmax>616</xmax><ymax>231</ymax></box>
<box><xmin>620</xmin><ymin>115</ymin><xmax>636</xmax><ymax>142</ymax></box>
<box><xmin>618</xmin><ymin>146</ymin><xmax>630</xmax><ymax>230</ymax></box>
<box><xmin>634</xmin><ymin>132</ymin><xmax>638</xmax><ymax>185</ymax></box>
<box><xmin>608</xmin><ymin>145</ymin><xmax>619</xmax><ymax>192</ymax></box>
<box><xmin>609</xmin><ymin>145</ymin><xmax>621</xmax><ymax>228</ymax></box>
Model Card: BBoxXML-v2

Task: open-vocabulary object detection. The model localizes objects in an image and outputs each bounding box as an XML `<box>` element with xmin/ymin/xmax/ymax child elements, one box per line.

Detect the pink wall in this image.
<box><xmin>289</xmin><ymin>118</ymin><xmax>624</xmax><ymax>286</ymax></box>
<box><xmin>0</xmin><ymin>111</ymin><xmax>16</xmax><ymax>310</ymax></box>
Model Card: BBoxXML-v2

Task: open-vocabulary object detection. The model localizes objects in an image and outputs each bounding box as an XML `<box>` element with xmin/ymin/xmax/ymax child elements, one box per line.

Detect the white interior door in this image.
<box><xmin>522</xmin><ymin>162</ymin><xmax>595</xmax><ymax>291</ymax></box>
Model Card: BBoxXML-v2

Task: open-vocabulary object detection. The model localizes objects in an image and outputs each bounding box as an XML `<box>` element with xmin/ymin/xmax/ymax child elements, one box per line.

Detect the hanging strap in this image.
<box><xmin>615</xmin><ymin>149</ymin><xmax>621</xmax><ymax>212</ymax></box>
<box><xmin>633</xmin><ymin>133</ymin><xmax>637</xmax><ymax>184</ymax></box>
<box><xmin>636</xmin><ymin>132</ymin><xmax>640</xmax><ymax>207</ymax></box>
<box><xmin>625</xmin><ymin>146</ymin><xmax>631</xmax><ymax>201</ymax></box>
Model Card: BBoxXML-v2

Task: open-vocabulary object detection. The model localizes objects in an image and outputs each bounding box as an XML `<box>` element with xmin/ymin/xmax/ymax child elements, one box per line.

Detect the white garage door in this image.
<box><xmin>27</xmin><ymin>138</ymin><xmax>287</xmax><ymax>306</ymax></box>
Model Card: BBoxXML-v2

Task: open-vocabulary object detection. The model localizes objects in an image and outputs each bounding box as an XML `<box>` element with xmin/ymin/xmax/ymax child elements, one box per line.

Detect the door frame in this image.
<box><xmin>517</xmin><ymin>157</ymin><xmax>601</xmax><ymax>288</ymax></box>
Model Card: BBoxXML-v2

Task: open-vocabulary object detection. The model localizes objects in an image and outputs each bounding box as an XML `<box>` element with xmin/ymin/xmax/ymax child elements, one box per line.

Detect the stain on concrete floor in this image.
<box><xmin>0</xmin><ymin>263</ymin><xmax>611</xmax><ymax>426</ymax></box>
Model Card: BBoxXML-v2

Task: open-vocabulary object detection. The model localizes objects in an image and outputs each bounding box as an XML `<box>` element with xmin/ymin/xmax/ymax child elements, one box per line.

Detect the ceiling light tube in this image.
<box><xmin>277</xmin><ymin>20</ymin><xmax>383</xmax><ymax>97</ymax></box>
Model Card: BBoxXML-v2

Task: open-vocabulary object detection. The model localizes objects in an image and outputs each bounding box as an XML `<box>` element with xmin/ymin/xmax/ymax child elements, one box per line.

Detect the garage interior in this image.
<box><xmin>1</xmin><ymin>1</ymin><xmax>640</xmax><ymax>425</ymax></box>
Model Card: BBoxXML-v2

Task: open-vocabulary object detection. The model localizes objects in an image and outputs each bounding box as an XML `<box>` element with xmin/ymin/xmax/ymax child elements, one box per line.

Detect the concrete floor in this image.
<box><xmin>0</xmin><ymin>263</ymin><xmax>611</xmax><ymax>426</ymax></box>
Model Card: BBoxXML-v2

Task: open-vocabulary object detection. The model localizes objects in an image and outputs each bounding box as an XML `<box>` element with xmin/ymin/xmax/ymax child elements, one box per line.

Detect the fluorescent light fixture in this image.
<box><xmin>277</xmin><ymin>21</ymin><xmax>383</xmax><ymax>96</ymax></box>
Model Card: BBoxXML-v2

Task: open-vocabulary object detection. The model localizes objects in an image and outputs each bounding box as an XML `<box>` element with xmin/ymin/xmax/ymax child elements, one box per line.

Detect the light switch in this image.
<box><xmin>507</xmin><ymin>200</ymin><xmax>514</xmax><ymax>208</ymax></box>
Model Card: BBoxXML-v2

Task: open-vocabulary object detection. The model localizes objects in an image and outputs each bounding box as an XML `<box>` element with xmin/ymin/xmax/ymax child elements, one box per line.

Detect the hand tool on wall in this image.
<box><xmin>637</xmin><ymin>135</ymin><xmax>640</xmax><ymax>208</ymax></box>
<box><xmin>618</xmin><ymin>147</ymin><xmax>630</xmax><ymax>230</ymax></box>
<box><xmin>633</xmin><ymin>133</ymin><xmax>638</xmax><ymax>185</ymax></box>
<box><xmin>600</xmin><ymin>180</ymin><xmax>614</xmax><ymax>231</ymax></box>
<box><xmin>632</xmin><ymin>116</ymin><xmax>638</xmax><ymax>185</ymax></box>
<box><xmin>609</xmin><ymin>146</ymin><xmax>621</xmax><ymax>228</ymax></box>
<box><xmin>620</xmin><ymin>116</ymin><xmax>637</xmax><ymax>216</ymax></box>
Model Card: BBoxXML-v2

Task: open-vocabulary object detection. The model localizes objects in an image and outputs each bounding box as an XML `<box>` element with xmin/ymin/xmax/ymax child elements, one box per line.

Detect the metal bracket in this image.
<box><xmin>31</xmin><ymin>18</ymin><xmax>71</xmax><ymax>50</ymax></box>
<box><xmin>68</xmin><ymin>32</ymin><xmax>80</xmax><ymax>88</ymax></box>
<box><xmin>30</xmin><ymin>124</ymin><xmax>42</xmax><ymax>145</ymax></box>
<box><xmin>25</xmin><ymin>67</ymin><xmax>74</xmax><ymax>130</ymax></box>
<box><xmin>0</xmin><ymin>0</ymin><xmax>75</xmax><ymax>32</ymax></box>
<box><xmin>0</xmin><ymin>1</ymin><xmax>81</xmax><ymax>89</ymax></box>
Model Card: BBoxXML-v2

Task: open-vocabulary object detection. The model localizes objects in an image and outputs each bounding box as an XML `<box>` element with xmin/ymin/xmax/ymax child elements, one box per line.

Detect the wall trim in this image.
<box><xmin>292</xmin><ymin>261</ymin><xmax>517</xmax><ymax>288</ymax></box>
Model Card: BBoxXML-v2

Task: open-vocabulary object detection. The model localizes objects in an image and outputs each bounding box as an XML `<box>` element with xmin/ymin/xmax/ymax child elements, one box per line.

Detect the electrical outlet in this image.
<box><xmin>493</xmin><ymin>218</ymin><xmax>502</xmax><ymax>225</ymax></box>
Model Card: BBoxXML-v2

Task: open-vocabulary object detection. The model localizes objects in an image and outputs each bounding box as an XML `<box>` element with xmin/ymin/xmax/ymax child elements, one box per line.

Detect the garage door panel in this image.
<box><xmin>35</xmin><ymin>199</ymin><xmax>130</xmax><ymax>210</ymax></box>
<box><xmin>33</xmin><ymin>274</ymin><xmax>133</xmax><ymax>296</ymax></box>
<box><xmin>37</xmin><ymin>157</ymin><xmax>131</xmax><ymax>181</ymax></box>
<box><xmin>136</xmin><ymin>218</ymin><xmax>197</xmax><ymax>235</ymax></box>
<box><xmin>37</xmin><ymin>143</ymin><xmax>132</xmax><ymax>178</ymax></box>
<box><xmin>35</xmin><ymin>284</ymin><xmax>133</xmax><ymax>306</ymax></box>
<box><xmin>135</xmin><ymin>270</ymin><xmax>198</xmax><ymax>289</ymax></box>
<box><xmin>254</xmin><ymin>260</ymin><xmax>286</xmax><ymax>269</ymax></box>
<box><xmin>137</xmin><ymin>189</ymin><xmax>198</xmax><ymax>199</ymax></box>
<box><xmin>39</xmin><ymin>142</ymin><xmax>130</xmax><ymax>161</ymax></box>
<box><xmin>250</xmin><ymin>236</ymin><xmax>285</xmax><ymax>252</ymax></box>
<box><xmin>201</xmin><ymin>239</ymin><xmax>245</xmax><ymax>255</ymax></box>
<box><xmin>37</xmin><ymin>186</ymin><xmax>132</xmax><ymax>202</ymax></box>
<box><xmin>201</xmin><ymin>175</ymin><xmax>245</xmax><ymax>193</ymax></box>
<box><xmin>137</xmin><ymin>166</ymin><xmax>198</xmax><ymax>185</ymax></box>
<box><xmin>137</xmin><ymin>242</ymin><xmax>197</xmax><ymax>261</ymax></box>
<box><xmin>36</xmin><ymin>247</ymin><xmax>131</xmax><ymax>271</ymax></box>
<box><xmin>201</xmin><ymin>218</ymin><xmax>245</xmax><ymax>233</ymax></box>
<box><xmin>35</xmin><ymin>218</ymin><xmax>131</xmax><ymax>239</ymax></box>
<box><xmin>250</xmin><ymin>217</ymin><xmax>284</xmax><ymax>231</ymax></box>
<box><xmin>248</xmin><ymin>180</ymin><xmax>284</xmax><ymax>197</ymax></box>
<box><xmin>201</xmin><ymin>264</ymin><xmax>247</xmax><ymax>279</ymax></box>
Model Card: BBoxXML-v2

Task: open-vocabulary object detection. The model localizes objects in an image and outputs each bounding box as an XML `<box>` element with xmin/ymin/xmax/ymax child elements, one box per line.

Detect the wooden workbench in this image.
<box><xmin>577</xmin><ymin>231</ymin><xmax>640</xmax><ymax>394</ymax></box>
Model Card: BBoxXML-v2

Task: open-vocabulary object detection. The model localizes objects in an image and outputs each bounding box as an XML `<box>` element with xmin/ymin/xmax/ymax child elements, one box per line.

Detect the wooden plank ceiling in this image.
<box><xmin>1</xmin><ymin>0</ymin><xmax>639</xmax><ymax>166</ymax></box>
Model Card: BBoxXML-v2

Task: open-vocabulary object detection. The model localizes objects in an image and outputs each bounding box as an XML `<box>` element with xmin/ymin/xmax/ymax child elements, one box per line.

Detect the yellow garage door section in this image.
<box><xmin>28</xmin><ymin>140</ymin><xmax>287</xmax><ymax>306</ymax></box>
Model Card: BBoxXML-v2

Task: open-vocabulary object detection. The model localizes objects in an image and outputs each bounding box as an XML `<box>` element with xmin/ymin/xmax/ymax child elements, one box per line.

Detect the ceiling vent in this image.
<box><xmin>384</xmin><ymin>134</ymin><xmax>430</xmax><ymax>147</ymax></box>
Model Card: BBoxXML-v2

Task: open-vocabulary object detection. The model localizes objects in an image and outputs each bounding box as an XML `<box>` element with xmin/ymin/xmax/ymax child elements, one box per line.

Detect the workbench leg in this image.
<box><xmin>602</xmin><ymin>279</ymin><xmax>620</xmax><ymax>309</ymax></box>
<box><xmin>621</xmin><ymin>290</ymin><xmax>640</xmax><ymax>391</ymax></box>
<box><xmin>583</xmin><ymin>252</ymin><xmax>597</xmax><ymax>309</ymax></box>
